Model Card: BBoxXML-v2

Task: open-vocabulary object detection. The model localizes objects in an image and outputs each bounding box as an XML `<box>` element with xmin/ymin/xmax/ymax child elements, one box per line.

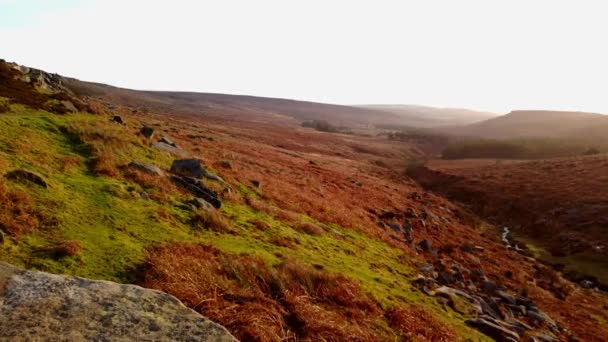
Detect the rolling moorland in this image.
<box><xmin>359</xmin><ymin>105</ymin><xmax>497</xmax><ymax>128</ymax></box>
<box><xmin>1</xmin><ymin>59</ymin><xmax>608</xmax><ymax>341</ymax></box>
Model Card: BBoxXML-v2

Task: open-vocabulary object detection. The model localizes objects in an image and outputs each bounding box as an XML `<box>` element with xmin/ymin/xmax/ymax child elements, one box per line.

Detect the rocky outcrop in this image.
<box><xmin>0</xmin><ymin>262</ymin><xmax>236</xmax><ymax>341</ymax></box>
<box><xmin>141</xmin><ymin>126</ymin><xmax>155</xmax><ymax>139</ymax></box>
<box><xmin>154</xmin><ymin>142</ymin><xmax>186</xmax><ymax>156</ymax></box>
<box><xmin>128</xmin><ymin>161</ymin><xmax>164</xmax><ymax>176</ymax></box>
<box><xmin>171</xmin><ymin>159</ymin><xmax>225</xmax><ymax>183</ymax></box>
<box><xmin>170</xmin><ymin>175</ymin><xmax>222</xmax><ymax>209</ymax></box>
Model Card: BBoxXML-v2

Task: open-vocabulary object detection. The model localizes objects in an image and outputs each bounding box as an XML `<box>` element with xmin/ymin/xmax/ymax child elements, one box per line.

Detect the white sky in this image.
<box><xmin>1</xmin><ymin>0</ymin><xmax>607</xmax><ymax>113</ymax></box>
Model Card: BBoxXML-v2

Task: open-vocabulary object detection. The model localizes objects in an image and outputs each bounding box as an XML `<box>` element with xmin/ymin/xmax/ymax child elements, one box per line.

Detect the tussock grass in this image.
<box><xmin>0</xmin><ymin>180</ymin><xmax>43</xmax><ymax>236</ymax></box>
<box><xmin>191</xmin><ymin>210</ymin><xmax>236</xmax><ymax>234</ymax></box>
<box><xmin>141</xmin><ymin>243</ymin><xmax>396</xmax><ymax>341</ymax></box>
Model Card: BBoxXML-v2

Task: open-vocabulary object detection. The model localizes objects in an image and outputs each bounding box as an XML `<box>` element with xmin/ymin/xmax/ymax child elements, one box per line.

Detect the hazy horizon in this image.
<box><xmin>1</xmin><ymin>0</ymin><xmax>607</xmax><ymax>114</ymax></box>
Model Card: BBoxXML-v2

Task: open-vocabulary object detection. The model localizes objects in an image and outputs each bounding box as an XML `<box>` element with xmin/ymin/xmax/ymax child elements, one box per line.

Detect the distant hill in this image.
<box><xmin>358</xmin><ymin>104</ymin><xmax>497</xmax><ymax>127</ymax></box>
<box><xmin>64</xmin><ymin>79</ymin><xmax>409</xmax><ymax>128</ymax></box>
<box><xmin>438</xmin><ymin>110</ymin><xmax>608</xmax><ymax>139</ymax></box>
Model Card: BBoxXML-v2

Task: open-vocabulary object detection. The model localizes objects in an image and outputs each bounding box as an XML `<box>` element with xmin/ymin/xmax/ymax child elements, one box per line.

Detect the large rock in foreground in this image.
<box><xmin>0</xmin><ymin>263</ymin><xmax>236</xmax><ymax>341</ymax></box>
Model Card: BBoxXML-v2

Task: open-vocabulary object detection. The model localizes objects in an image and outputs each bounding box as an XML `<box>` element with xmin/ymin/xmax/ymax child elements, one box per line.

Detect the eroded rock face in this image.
<box><xmin>0</xmin><ymin>263</ymin><xmax>236</xmax><ymax>342</ymax></box>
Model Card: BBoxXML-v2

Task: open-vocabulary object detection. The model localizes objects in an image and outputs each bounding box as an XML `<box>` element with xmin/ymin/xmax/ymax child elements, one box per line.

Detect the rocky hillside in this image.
<box><xmin>1</xmin><ymin>59</ymin><xmax>608</xmax><ymax>341</ymax></box>
<box><xmin>409</xmin><ymin>156</ymin><xmax>608</xmax><ymax>289</ymax></box>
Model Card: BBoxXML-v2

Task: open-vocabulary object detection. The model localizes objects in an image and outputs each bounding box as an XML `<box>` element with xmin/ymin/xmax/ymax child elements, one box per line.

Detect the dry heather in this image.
<box><xmin>190</xmin><ymin>211</ymin><xmax>236</xmax><ymax>234</ymax></box>
<box><xmin>0</xmin><ymin>180</ymin><xmax>41</xmax><ymax>236</ymax></box>
<box><xmin>140</xmin><ymin>243</ymin><xmax>456</xmax><ymax>341</ymax></box>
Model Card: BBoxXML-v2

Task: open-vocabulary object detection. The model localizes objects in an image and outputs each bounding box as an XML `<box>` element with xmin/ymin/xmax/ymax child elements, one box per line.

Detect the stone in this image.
<box><xmin>141</xmin><ymin>126</ymin><xmax>155</xmax><ymax>139</ymax></box>
<box><xmin>0</xmin><ymin>262</ymin><xmax>236</xmax><ymax>341</ymax></box>
<box><xmin>437</xmin><ymin>271</ymin><xmax>455</xmax><ymax>285</ymax></box>
<box><xmin>527</xmin><ymin>310</ymin><xmax>547</xmax><ymax>326</ymax></box>
<box><xmin>435</xmin><ymin>286</ymin><xmax>481</xmax><ymax>316</ymax></box>
<box><xmin>128</xmin><ymin>161</ymin><xmax>164</xmax><ymax>176</ymax></box>
<box><xmin>482</xmin><ymin>280</ymin><xmax>498</xmax><ymax>295</ymax></box>
<box><xmin>190</xmin><ymin>198</ymin><xmax>215</xmax><ymax>211</ymax></box>
<box><xmin>5</xmin><ymin>169</ymin><xmax>47</xmax><ymax>188</ymax></box>
<box><xmin>218</xmin><ymin>160</ymin><xmax>232</xmax><ymax>169</ymax></box>
<box><xmin>171</xmin><ymin>159</ymin><xmax>207</xmax><ymax>178</ymax></box>
<box><xmin>140</xmin><ymin>191</ymin><xmax>151</xmax><ymax>200</ymax></box>
<box><xmin>154</xmin><ymin>142</ymin><xmax>186</xmax><ymax>156</ymax></box>
<box><xmin>111</xmin><ymin>115</ymin><xmax>124</xmax><ymax>124</ymax></box>
<box><xmin>171</xmin><ymin>176</ymin><xmax>222</xmax><ymax>209</ymax></box>
<box><xmin>418</xmin><ymin>239</ymin><xmax>434</xmax><ymax>253</ymax></box>
<box><xmin>160</xmin><ymin>136</ymin><xmax>177</xmax><ymax>147</ymax></box>
<box><xmin>466</xmin><ymin>317</ymin><xmax>520</xmax><ymax>342</ymax></box>
<box><xmin>403</xmin><ymin>221</ymin><xmax>413</xmax><ymax>242</ymax></box>
<box><xmin>60</xmin><ymin>100</ymin><xmax>78</xmax><ymax>113</ymax></box>
<box><xmin>389</xmin><ymin>223</ymin><xmax>401</xmax><ymax>233</ymax></box>
<box><xmin>416</xmin><ymin>263</ymin><xmax>434</xmax><ymax>274</ymax></box>
<box><xmin>496</xmin><ymin>290</ymin><xmax>517</xmax><ymax>305</ymax></box>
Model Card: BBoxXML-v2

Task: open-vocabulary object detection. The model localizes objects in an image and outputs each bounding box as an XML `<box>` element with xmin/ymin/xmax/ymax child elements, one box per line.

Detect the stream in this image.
<box><xmin>501</xmin><ymin>227</ymin><xmax>523</xmax><ymax>251</ymax></box>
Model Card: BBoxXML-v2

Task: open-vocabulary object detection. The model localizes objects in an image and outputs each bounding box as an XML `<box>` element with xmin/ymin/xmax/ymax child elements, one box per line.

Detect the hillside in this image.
<box><xmin>360</xmin><ymin>104</ymin><xmax>497</xmax><ymax>127</ymax></box>
<box><xmin>1</xmin><ymin>59</ymin><xmax>608</xmax><ymax>341</ymax></box>
<box><xmin>410</xmin><ymin>156</ymin><xmax>608</xmax><ymax>287</ymax></box>
<box><xmin>438</xmin><ymin>110</ymin><xmax>608</xmax><ymax>140</ymax></box>
<box><xmin>64</xmin><ymin>78</ymin><xmax>410</xmax><ymax>128</ymax></box>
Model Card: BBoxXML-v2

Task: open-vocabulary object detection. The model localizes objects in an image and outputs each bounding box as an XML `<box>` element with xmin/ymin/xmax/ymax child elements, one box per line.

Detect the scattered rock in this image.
<box><xmin>435</xmin><ymin>286</ymin><xmax>481</xmax><ymax>316</ymax></box>
<box><xmin>55</xmin><ymin>101</ymin><xmax>75</xmax><ymax>113</ymax></box>
<box><xmin>461</xmin><ymin>243</ymin><xmax>484</xmax><ymax>253</ymax></box>
<box><xmin>170</xmin><ymin>159</ymin><xmax>224</xmax><ymax>183</ymax></box>
<box><xmin>0</xmin><ymin>262</ymin><xmax>236</xmax><ymax>341</ymax></box>
<box><xmin>154</xmin><ymin>142</ymin><xmax>186</xmax><ymax>156</ymax></box>
<box><xmin>171</xmin><ymin>175</ymin><xmax>221</xmax><ymax>209</ymax></box>
<box><xmin>160</xmin><ymin>136</ymin><xmax>177</xmax><ymax>147</ymax></box>
<box><xmin>218</xmin><ymin>160</ymin><xmax>232</xmax><ymax>169</ymax></box>
<box><xmin>170</xmin><ymin>159</ymin><xmax>222</xmax><ymax>182</ymax></box>
<box><xmin>251</xmin><ymin>179</ymin><xmax>261</xmax><ymax>189</ymax></box>
<box><xmin>482</xmin><ymin>280</ymin><xmax>498</xmax><ymax>295</ymax></box>
<box><xmin>189</xmin><ymin>198</ymin><xmax>215</xmax><ymax>211</ymax></box>
<box><xmin>496</xmin><ymin>290</ymin><xmax>517</xmax><ymax>305</ymax></box>
<box><xmin>140</xmin><ymin>191</ymin><xmax>151</xmax><ymax>200</ymax></box>
<box><xmin>437</xmin><ymin>271</ymin><xmax>455</xmax><ymax>285</ymax></box>
<box><xmin>412</xmin><ymin>275</ymin><xmax>436</xmax><ymax>295</ymax></box>
<box><xmin>418</xmin><ymin>239</ymin><xmax>434</xmax><ymax>253</ymax></box>
<box><xmin>5</xmin><ymin>169</ymin><xmax>47</xmax><ymax>188</ymax></box>
<box><xmin>389</xmin><ymin>223</ymin><xmax>401</xmax><ymax>233</ymax></box>
<box><xmin>128</xmin><ymin>161</ymin><xmax>164</xmax><ymax>176</ymax></box>
<box><xmin>402</xmin><ymin>221</ymin><xmax>413</xmax><ymax>242</ymax></box>
<box><xmin>111</xmin><ymin>115</ymin><xmax>124</xmax><ymax>124</ymax></box>
<box><xmin>140</xmin><ymin>126</ymin><xmax>155</xmax><ymax>139</ymax></box>
<box><xmin>466</xmin><ymin>316</ymin><xmax>519</xmax><ymax>342</ymax></box>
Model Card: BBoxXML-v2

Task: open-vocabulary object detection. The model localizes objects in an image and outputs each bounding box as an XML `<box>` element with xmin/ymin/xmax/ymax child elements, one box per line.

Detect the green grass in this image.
<box><xmin>516</xmin><ymin>234</ymin><xmax>608</xmax><ymax>285</ymax></box>
<box><xmin>0</xmin><ymin>106</ymin><xmax>490</xmax><ymax>341</ymax></box>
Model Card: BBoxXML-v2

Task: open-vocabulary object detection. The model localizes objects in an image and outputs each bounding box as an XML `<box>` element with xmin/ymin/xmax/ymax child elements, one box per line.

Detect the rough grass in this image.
<box><xmin>141</xmin><ymin>243</ymin><xmax>458</xmax><ymax>341</ymax></box>
<box><xmin>0</xmin><ymin>105</ymin><xmax>490</xmax><ymax>340</ymax></box>
<box><xmin>0</xmin><ymin>180</ymin><xmax>41</xmax><ymax>236</ymax></box>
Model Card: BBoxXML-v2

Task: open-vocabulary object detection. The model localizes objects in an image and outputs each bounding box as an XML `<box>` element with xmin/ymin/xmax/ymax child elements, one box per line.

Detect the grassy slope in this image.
<box><xmin>0</xmin><ymin>103</ymin><xmax>489</xmax><ymax>340</ymax></box>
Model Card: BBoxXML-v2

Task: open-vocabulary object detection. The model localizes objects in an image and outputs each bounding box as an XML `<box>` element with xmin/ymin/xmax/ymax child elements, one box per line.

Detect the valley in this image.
<box><xmin>1</xmin><ymin>59</ymin><xmax>608</xmax><ymax>341</ymax></box>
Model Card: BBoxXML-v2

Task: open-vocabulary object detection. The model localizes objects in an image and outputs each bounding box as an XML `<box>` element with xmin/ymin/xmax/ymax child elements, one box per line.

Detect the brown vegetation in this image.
<box><xmin>385</xmin><ymin>306</ymin><xmax>457</xmax><ymax>341</ymax></box>
<box><xmin>140</xmin><ymin>243</ymin><xmax>456</xmax><ymax>341</ymax></box>
<box><xmin>49</xmin><ymin>240</ymin><xmax>84</xmax><ymax>257</ymax></box>
<box><xmin>0</xmin><ymin>180</ymin><xmax>41</xmax><ymax>236</ymax></box>
<box><xmin>190</xmin><ymin>210</ymin><xmax>235</xmax><ymax>234</ymax></box>
<box><xmin>293</xmin><ymin>222</ymin><xmax>325</xmax><ymax>235</ymax></box>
